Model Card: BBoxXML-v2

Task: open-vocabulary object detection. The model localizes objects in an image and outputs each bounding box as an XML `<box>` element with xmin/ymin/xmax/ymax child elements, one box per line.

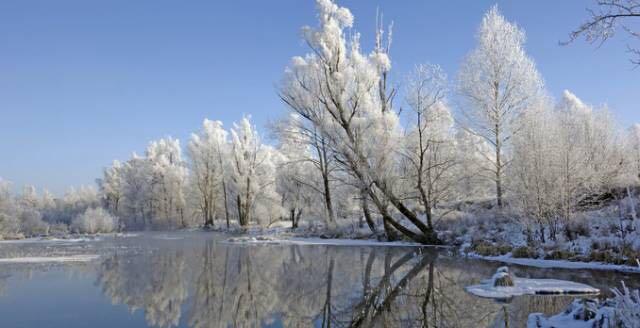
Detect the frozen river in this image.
<box><xmin>0</xmin><ymin>231</ymin><xmax>637</xmax><ymax>327</ymax></box>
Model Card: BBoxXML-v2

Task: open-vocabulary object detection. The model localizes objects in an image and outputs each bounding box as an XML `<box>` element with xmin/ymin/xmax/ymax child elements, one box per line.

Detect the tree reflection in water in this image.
<box><xmin>95</xmin><ymin>240</ymin><xmax>576</xmax><ymax>328</ymax></box>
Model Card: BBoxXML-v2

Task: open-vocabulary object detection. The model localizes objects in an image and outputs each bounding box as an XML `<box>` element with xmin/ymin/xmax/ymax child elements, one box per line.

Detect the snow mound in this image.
<box><xmin>0</xmin><ymin>254</ymin><xmax>101</xmax><ymax>263</ymax></box>
<box><xmin>466</xmin><ymin>267</ymin><xmax>599</xmax><ymax>300</ymax></box>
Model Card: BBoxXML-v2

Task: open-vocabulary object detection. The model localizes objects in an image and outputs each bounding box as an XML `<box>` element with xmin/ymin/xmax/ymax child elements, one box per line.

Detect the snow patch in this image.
<box><xmin>0</xmin><ymin>254</ymin><xmax>100</xmax><ymax>263</ymax></box>
<box><xmin>476</xmin><ymin>254</ymin><xmax>640</xmax><ymax>273</ymax></box>
<box><xmin>466</xmin><ymin>277</ymin><xmax>599</xmax><ymax>299</ymax></box>
<box><xmin>152</xmin><ymin>235</ymin><xmax>184</xmax><ymax>240</ymax></box>
<box><xmin>0</xmin><ymin>237</ymin><xmax>98</xmax><ymax>244</ymax></box>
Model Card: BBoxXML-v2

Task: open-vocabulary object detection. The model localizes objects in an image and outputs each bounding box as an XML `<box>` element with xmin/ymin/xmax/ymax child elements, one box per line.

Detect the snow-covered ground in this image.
<box><xmin>0</xmin><ymin>236</ymin><xmax>99</xmax><ymax>244</ymax></box>
<box><xmin>0</xmin><ymin>254</ymin><xmax>100</xmax><ymax>263</ymax></box>
<box><xmin>472</xmin><ymin>253</ymin><xmax>640</xmax><ymax>273</ymax></box>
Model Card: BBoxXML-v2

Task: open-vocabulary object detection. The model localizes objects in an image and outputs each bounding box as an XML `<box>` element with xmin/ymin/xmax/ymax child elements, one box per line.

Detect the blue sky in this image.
<box><xmin>0</xmin><ymin>0</ymin><xmax>638</xmax><ymax>194</ymax></box>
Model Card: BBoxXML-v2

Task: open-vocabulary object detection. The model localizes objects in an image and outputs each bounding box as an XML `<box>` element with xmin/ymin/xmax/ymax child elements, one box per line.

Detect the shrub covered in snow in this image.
<box><xmin>71</xmin><ymin>207</ymin><xmax>118</xmax><ymax>234</ymax></box>
<box><xmin>19</xmin><ymin>209</ymin><xmax>49</xmax><ymax>237</ymax></box>
<box><xmin>0</xmin><ymin>212</ymin><xmax>20</xmax><ymax>238</ymax></box>
<box><xmin>611</xmin><ymin>282</ymin><xmax>640</xmax><ymax>327</ymax></box>
<box><xmin>528</xmin><ymin>282</ymin><xmax>640</xmax><ymax>328</ymax></box>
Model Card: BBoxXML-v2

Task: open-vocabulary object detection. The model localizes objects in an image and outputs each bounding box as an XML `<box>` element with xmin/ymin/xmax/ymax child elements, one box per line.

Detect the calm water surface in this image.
<box><xmin>0</xmin><ymin>232</ymin><xmax>637</xmax><ymax>328</ymax></box>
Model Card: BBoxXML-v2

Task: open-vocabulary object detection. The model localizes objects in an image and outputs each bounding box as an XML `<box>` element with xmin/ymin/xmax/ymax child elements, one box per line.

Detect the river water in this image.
<box><xmin>0</xmin><ymin>231</ymin><xmax>637</xmax><ymax>327</ymax></box>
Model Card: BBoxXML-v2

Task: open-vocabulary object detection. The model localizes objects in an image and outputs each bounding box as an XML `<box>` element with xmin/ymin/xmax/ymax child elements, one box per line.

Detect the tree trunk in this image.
<box><xmin>295</xmin><ymin>209</ymin><xmax>302</xmax><ymax>229</ymax></box>
<box><xmin>236</xmin><ymin>195</ymin><xmax>245</xmax><ymax>227</ymax></box>
<box><xmin>495</xmin><ymin>122</ymin><xmax>504</xmax><ymax>208</ymax></box>
<box><xmin>222</xmin><ymin>180</ymin><xmax>230</xmax><ymax>228</ymax></box>
<box><xmin>361</xmin><ymin>188</ymin><xmax>377</xmax><ymax>233</ymax></box>
<box><xmin>322</xmin><ymin>159</ymin><xmax>336</xmax><ymax>225</ymax></box>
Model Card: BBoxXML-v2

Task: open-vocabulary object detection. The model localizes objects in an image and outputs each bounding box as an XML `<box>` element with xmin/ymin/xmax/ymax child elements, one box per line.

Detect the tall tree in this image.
<box><xmin>98</xmin><ymin>160</ymin><xmax>124</xmax><ymax>216</ymax></box>
<box><xmin>403</xmin><ymin>64</ymin><xmax>457</xmax><ymax>229</ymax></box>
<box><xmin>280</xmin><ymin>0</ymin><xmax>437</xmax><ymax>243</ymax></box>
<box><xmin>146</xmin><ymin>137</ymin><xmax>188</xmax><ymax>228</ymax></box>
<box><xmin>457</xmin><ymin>5</ymin><xmax>544</xmax><ymax>208</ymax></box>
<box><xmin>229</xmin><ymin>117</ymin><xmax>280</xmax><ymax>227</ymax></box>
<box><xmin>188</xmin><ymin>120</ymin><xmax>231</xmax><ymax>228</ymax></box>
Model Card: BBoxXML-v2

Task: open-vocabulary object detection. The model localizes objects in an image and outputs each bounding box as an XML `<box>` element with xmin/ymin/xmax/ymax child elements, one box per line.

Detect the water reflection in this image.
<box><xmin>94</xmin><ymin>238</ymin><xmax>588</xmax><ymax>328</ymax></box>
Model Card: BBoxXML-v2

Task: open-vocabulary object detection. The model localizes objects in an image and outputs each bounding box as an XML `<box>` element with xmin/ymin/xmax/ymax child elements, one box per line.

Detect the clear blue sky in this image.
<box><xmin>1</xmin><ymin>0</ymin><xmax>637</xmax><ymax>194</ymax></box>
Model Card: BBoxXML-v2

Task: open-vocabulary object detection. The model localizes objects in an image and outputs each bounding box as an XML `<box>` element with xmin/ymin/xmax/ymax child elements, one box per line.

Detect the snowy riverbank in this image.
<box><xmin>469</xmin><ymin>253</ymin><xmax>640</xmax><ymax>274</ymax></box>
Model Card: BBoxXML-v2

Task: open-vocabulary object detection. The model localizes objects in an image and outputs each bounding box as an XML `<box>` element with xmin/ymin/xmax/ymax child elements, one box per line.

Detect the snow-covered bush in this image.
<box><xmin>48</xmin><ymin>222</ymin><xmax>69</xmax><ymax>236</ymax></box>
<box><xmin>611</xmin><ymin>282</ymin><xmax>640</xmax><ymax>327</ymax></box>
<box><xmin>71</xmin><ymin>207</ymin><xmax>118</xmax><ymax>234</ymax></box>
<box><xmin>19</xmin><ymin>209</ymin><xmax>49</xmax><ymax>237</ymax></box>
<box><xmin>0</xmin><ymin>212</ymin><xmax>20</xmax><ymax>239</ymax></box>
<box><xmin>528</xmin><ymin>282</ymin><xmax>640</xmax><ymax>328</ymax></box>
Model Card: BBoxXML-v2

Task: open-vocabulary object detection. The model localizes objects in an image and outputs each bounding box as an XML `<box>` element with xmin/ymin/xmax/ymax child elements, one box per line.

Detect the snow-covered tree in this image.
<box><xmin>457</xmin><ymin>5</ymin><xmax>545</xmax><ymax>208</ymax></box>
<box><xmin>188</xmin><ymin>119</ymin><xmax>230</xmax><ymax>228</ymax></box>
<box><xmin>0</xmin><ymin>178</ymin><xmax>20</xmax><ymax>238</ymax></box>
<box><xmin>555</xmin><ymin>90</ymin><xmax>623</xmax><ymax>222</ymax></box>
<box><xmin>402</xmin><ymin>64</ymin><xmax>457</xmax><ymax>229</ymax></box>
<box><xmin>120</xmin><ymin>154</ymin><xmax>152</xmax><ymax>228</ymax></box>
<box><xmin>280</xmin><ymin>0</ymin><xmax>437</xmax><ymax>243</ymax></box>
<box><xmin>146</xmin><ymin>137</ymin><xmax>188</xmax><ymax>228</ymax></box>
<box><xmin>511</xmin><ymin>101</ymin><xmax>563</xmax><ymax>241</ymax></box>
<box><xmin>273</xmin><ymin>114</ymin><xmax>318</xmax><ymax>228</ymax></box>
<box><xmin>228</xmin><ymin>117</ymin><xmax>281</xmax><ymax>226</ymax></box>
<box><xmin>454</xmin><ymin>129</ymin><xmax>494</xmax><ymax>201</ymax></box>
<box><xmin>627</xmin><ymin>124</ymin><xmax>640</xmax><ymax>181</ymax></box>
<box><xmin>98</xmin><ymin>160</ymin><xmax>124</xmax><ymax>216</ymax></box>
<box><xmin>19</xmin><ymin>185</ymin><xmax>38</xmax><ymax>210</ymax></box>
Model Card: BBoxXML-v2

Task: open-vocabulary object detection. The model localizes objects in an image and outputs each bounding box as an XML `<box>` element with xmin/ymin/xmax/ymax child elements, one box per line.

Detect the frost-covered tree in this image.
<box><xmin>511</xmin><ymin>101</ymin><xmax>563</xmax><ymax>241</ymax></box>
<box><xmin>454</xmin><ymin>129</ymin><xmax>494</xmax><ymax>201</ymax></box>
<box><xmin>402</xmin><ymin>64</ymin><xmax>457</xmax><ymax>229</ymax></box>
<box><xmin>59</xmin><ymin>185</ymin><xmax>100</xmax><ymax>224</ymax></box>
<box><xmin>98</xmin><ymin>160</ymin><xmax>124</xmax><ymax>216</ymax></box>
<box><xmin>280</xmin><ymin>0</ymin><xmax>437</xmax><ymax>243</ymax></box>
<box><xmin>0</xmin><ymin>178</ymin><xmax>20</xmax><ymax>238</ymax></box>
<box><xmin>273</xmin><ymin>115</ymin><xmax>318</xmax><ymax>228</ymax></box>
<box><xmin>457</xmin><ymin>5</ymin><xmax>545</xmax><ymax>208</ymax></box>
<box><xmin>146</xmin><ymin>137</ymin><xmax>188</xmax><ymax>228</ymax></box>
<box><xmin>120</xmin><ymin>154</ymin><xmax>152</xmax><ymax>228</ymax></box>
<box><xmin>16</xmin><ymin>185</ymin><xmax>49</xmax><ymax>236</ymax></box>
<box><xmin>627</xmin><ymin>124</ymin><xmax>640</xmax><ymax>180</ymax></box>
<box><xmin>272</xmin><ymin>109</ymin><xmax>339</xmax><ymax>228</ymax></box>
<box><xmin>19</xmin><ymin>185</ymin><xmax>38</xmax><ymax>210</ymax></box>
<box><xmin>19</xmin><ymin>209</ymin><xmax>48</xmax><ymax>237</ymax></box>
<box><xmin>188</xmin><ymin>119</ymin><xmax>230</xmax><ymax>228</ymax></box>
<box><xmin>228</xmin><ymin>117</ymin><xmax>281</xmax><ymax>226</ymax></box>
<box><xmin>555</xmin><ymin>90</ymin><xmax>622</xmax><ymax>221</ymax></box>
<box><xmin>39</xmin><ymin>189</ymin><xmax>57</xmax><ymax>222</ymax></box>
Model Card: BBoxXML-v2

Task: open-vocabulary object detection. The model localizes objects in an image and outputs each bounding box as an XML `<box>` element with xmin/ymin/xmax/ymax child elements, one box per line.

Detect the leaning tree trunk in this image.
<box><xmin>361</xmin><ymin>188</ymin><xmax>377</xmax><ymax>233</ymax></box>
